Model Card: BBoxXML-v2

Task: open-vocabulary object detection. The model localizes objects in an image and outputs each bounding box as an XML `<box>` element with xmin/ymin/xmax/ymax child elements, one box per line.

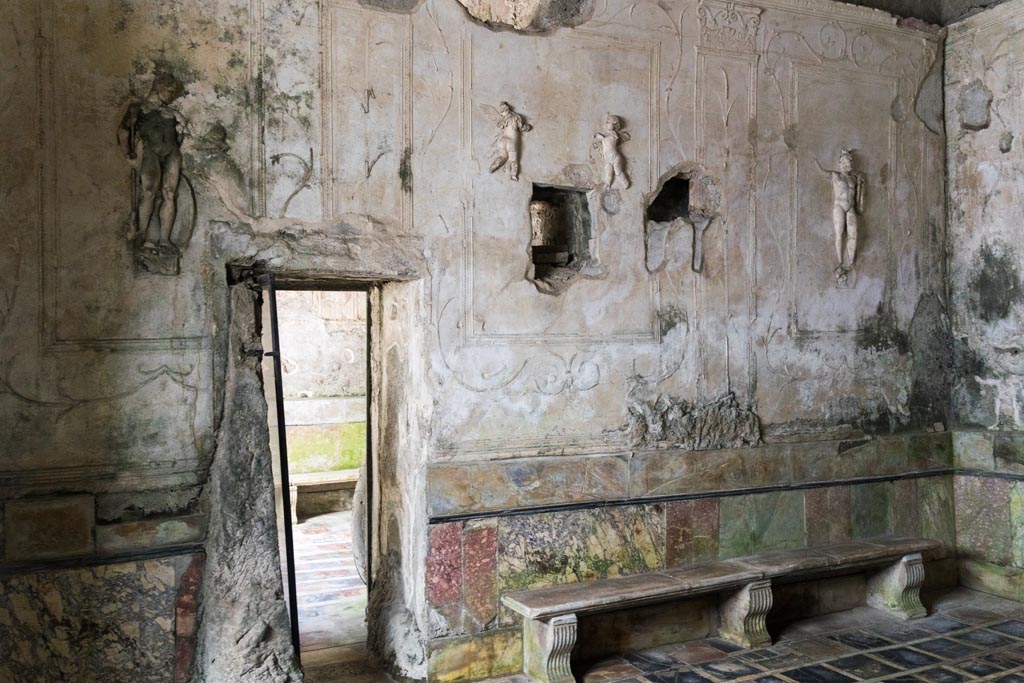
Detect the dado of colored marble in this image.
<box><xmin>0</xmin><ymin>556</ymin><xmax>188</xmax><ymax>683</ymax></box>
<box><xmin>666</xmin><ymin>498</ymin><xmax>719</xmax><ymax>566</ymax></box>
<box><xmin>851</xmin><ymin>482</ymin><xmax>893</xmax><ymax>538</ymax></box>
<box><xmin>994</xmin><ymin>433</ymin><xmax>1024</xmax><ymax>475</ymax></box>
<box><xmin>804</xmin><ymin>486</ymin><xmax>852</xmax><ymax>546</ymax></box>
<box><xmin>955</xmin><ymin>475</ymin><xmax>1013</xmax><ymax>565</ymax></box>
<box><xmin>954</xmin><ymin>431</ymin><xmax>995</xmax><ymax>470</ymax></box>
<box><xmin>496</xmin><ymin>505</ymin><xmax>665</xmax><ymax>593</ymax></box>
<box><xmin>718</xmin><ymin>491</ymin><xmax>804</xmax><ymax>559</ymax></box>
<box><xmin>428</xmin><ymin>628</ymin><xmax>522</xmax><ymax>683</ymax></box>
<box><xmin>918</xmin><ymin>476</ymin><xmax>957</xmax><ymax>557</ymax></box>
<box><xmin>427</xmin><ymin>456</ymin><xmax>628</xmax><ymax>517</ymax></box>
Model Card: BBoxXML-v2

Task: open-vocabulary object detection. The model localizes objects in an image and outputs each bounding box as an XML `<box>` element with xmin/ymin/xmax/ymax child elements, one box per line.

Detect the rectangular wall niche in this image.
<box><xmin>529</xmin><ymin>184</ymin><xmax>593</xmax><ymax>295</ymax></box>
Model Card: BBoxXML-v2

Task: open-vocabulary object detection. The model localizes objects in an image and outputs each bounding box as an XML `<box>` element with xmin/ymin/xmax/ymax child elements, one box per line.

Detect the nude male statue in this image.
<box><xmin>593</xmin><ymin>114</ymin><xmax>631</xmax><ymax>190</ymax></box>
<box><xmin>817</xmin><ymin>148</ymin><xmax>865</xmax><ymax>276</ymax></box>
<box><xmin>483</xmin><ymin>101</ymin><xmax>532</xmax><ymax>181</ymax></box>
<box><xmin>117</xmin><ymin>71</ymin><xmax>189</xmax><ymax>254</ymax></box>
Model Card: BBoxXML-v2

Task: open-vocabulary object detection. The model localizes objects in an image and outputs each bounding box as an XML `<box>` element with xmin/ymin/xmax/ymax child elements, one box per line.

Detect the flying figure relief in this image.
<box><xmin>482</xmin><ymin>101</ymin><xmax>532</xmax><ymax>181</ymax></box>
<box><xmin>816</xmin><ymin>148</ymin><xmax>865</xmax><ymax>283</ymax></box>
<box><xmin>593</xmin><ymin>114</ymin><xmax>630</xmax><ymax>190</ymax></box>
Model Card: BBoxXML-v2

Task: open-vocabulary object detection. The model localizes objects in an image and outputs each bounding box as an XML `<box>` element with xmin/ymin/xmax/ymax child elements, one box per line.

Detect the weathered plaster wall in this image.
<box><xmin>946</xmin><ymin>0</ymin><xmax>1024</xmax><ymax>603</ymax></box>
<box><xmin>0</xmin><ymin>0</ymin><xmax>952</xmax><ymax>680</ymax></box>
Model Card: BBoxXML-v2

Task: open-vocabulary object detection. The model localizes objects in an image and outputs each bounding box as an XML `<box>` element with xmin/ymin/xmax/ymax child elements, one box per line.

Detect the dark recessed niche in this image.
<box><xmin>529</xmin><ymin>184</ymin><xmax>593</xmax><ymax>294</ymax></box>
<box><xmin>646</xmin><ymin>176</ymin><xmax>690</xmax><ymax>223</ymax></box>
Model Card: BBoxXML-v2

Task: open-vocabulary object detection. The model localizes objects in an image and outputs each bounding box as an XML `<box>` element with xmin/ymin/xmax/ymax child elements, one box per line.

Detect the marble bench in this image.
<box><xmin>501</xmin><ymin>536</ymin><xmax>939</xmax><ymax>683</ymax></box>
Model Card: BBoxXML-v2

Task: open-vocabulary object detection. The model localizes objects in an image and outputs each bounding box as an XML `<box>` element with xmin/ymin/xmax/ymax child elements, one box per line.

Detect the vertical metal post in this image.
<box><xmin>365</xmin><ymin>288</ymin><xmax>374</xmax><ymax>594</ymax></box>
<box><xmin>257</xmin><ymin>272</ymin><xmax>302</xmax><ymax>666</ymax></box>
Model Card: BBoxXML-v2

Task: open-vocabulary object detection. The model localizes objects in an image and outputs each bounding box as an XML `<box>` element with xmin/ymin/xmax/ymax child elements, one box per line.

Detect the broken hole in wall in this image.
<box><xmin>529</xmin><ymin>184</ymin><xmax>594</xmax><ymax>294</ymax></box>
<box><xmin>646</xmin><ymin>176</ymin><xmax>691</xmax><ymax>223</ymax></box>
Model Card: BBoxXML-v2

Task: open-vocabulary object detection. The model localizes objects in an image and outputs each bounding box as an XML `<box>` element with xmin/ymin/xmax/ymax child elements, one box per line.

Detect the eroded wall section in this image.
<box><xmin>946</xmin><ymin>0</ymin><xmax>1024</xmax><ymax>603</ymax></box>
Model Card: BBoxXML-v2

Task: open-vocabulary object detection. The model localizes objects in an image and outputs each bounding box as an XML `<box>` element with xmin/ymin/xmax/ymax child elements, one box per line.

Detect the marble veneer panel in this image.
<box><xmin>495</xmin><ymin>505</ymin><xmax>665</xmax><ymax>593</ymax></box>
<box><xmin>427</xmin><ymin>455</ymin><xmax>628</xmax><ymax>517</ymax></box>
<box><xmin>994</xmin><ymin>433</ymin><xmax>1024</xmax><ymax>474</ymax></box>
<box><xmin>919</xmin><ymin>476</ymin><xmax>957</xmax><ymax>558</ymax></box>
<box><xmin>955</xmin><ymin>475</ymin><xmax>1013</xmax><ymax>565</ymax></box>
<box><xmin>719</xmin><ymin>491</ymin><xmax>805</xmax><ymax>558</ymax></box>
<box><xmin>0</xmin><ymin>555</ymin><xmax>190</xmax><ymax>683</ymax></box>
<box><xmin>428</xmin><ymin>434</ymin><xmax>953</xmax><ymax>519</ymax></box>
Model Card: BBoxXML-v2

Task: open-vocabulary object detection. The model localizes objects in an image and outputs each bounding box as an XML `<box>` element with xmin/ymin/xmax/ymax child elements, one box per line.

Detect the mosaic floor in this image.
<box><xmin>303</xmin><ymin>588</ymin><xmax>1024</xmax><ymax>683</ymax></box>
<box><xmin>575</xmin><ymin>589</ymin><xmax>1024</xmax><ymax>683</ymax></box>
<box><xmin>294</xmin><ymin>510</ymin><xmax>367</xmax><ymax>652</ymax></box>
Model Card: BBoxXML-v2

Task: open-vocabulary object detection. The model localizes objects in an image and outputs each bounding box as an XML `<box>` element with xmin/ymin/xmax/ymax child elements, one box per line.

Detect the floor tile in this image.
<box><xmin>829</xmin><ymin>631</ymin><xmax>894</xmax><ymax>651</ymax></box>
<box><xmin>644</xmin><ymin>670</ymin><xmax>715</xmax><ymax>683</ymax></box>
<box><xmin>915</xmin><ymin>667</ymin><xmax>970</xmax><ymax>683</ymax></box>
<box><xmin>953</xmin><ymin>659</ymin><xmax>1002</xmax><ymax>677</ymax></box>
<box><xmin>667</xmin><ymin>643</ymin><xmax>731</xmax><ymax>665</ymax></box>
<box><xmin>624</xmin><ymin>651</ymin><xmax>679</xmax><ymax>674</ymax></box>
<box><xmin>873</xmin><ymin>647</ymin><xmax>941</xmax><ymax>669</ymax></box>
<box><xmin>911</xmin><ymin>638</ymin><xmax>979</xmax><ymax>660</ymax></box>
<box><xmin>780</xmin><ymin>665</ymin><xmax>856</xmax><ymax>683</ymax></box>
<box><xmin>991</xmin><ymin>621</ymin><xmax>1024</xmax><ymax>639</ymax></box>
<box><xmin>790</xmin><ymin>638</ymin><xmax>858</xmax><ymax>659</ymax></box>
<box><xmin>955</xmin><ymin>628</ymin><xmax>1018</xmax><ymax>649</ymax></box>
<box><xmin>917</xmin><ymin>617</ymin><xmax>969</xmax><ymax>635</ymax></box>
<box><xmin>829</xmin><ymin>654</ymin><xmax>899</xmax><ymax>679</ymax></box>
<box><xmin>697</xmin><ymin>658</ymin><xmax>762</xmax><ymax>680</ymax></box>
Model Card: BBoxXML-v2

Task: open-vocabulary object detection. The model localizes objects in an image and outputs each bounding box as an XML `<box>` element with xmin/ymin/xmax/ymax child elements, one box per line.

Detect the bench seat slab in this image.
<box><xmin>719</xmin><ymin>580</ymin><xmax>773</xmax><ymax>648</ymax></box>
<box><xmin>866</xmin><ymin>552</ymin><xmax>927</xmax><ymax>620</ymax></box>
<box><xmin>524</xmin><ymin>614</ymin><xmax>577</xmax><ymax>683</ymax></box>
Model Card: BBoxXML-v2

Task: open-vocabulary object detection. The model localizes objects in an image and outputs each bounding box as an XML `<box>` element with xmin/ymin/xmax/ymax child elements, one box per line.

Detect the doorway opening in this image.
<box><xmin>261</xmin><ymin>286</ymin><xmax>372</xmax><ymax>663</ymax></box>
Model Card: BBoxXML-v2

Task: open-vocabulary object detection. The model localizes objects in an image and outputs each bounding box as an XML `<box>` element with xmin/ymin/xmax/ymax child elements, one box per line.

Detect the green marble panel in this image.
<box><xmin>496</xmin><ymin>504</ymin><xmax>665</xmax><ymax>592</ymax></box>
<box><xmin>428</xmin><ymin>628</ymin><xmax>522</xmax><ymax>683</ymax></box>
<box><xmin>719</xmin><ymin>491</ymin><xmax>805</xmax><ymax>558</ymax></box>
<box><xmin>919</xmin><ymin>476</ymin><xmax>956</xmax><ymax>557</ymax></box>
<box><xmin>850</xmin><ymin>481</ymin><xmax>892</xmax><ymax>538</ymax></box>
<box><xmin>955</xmin><ymin>475</ymin><xmax>1012</xmax><ymax>565</ymax></box>
<box><xmin>1011</xmin><ymin>482</ymin><xmax>1024</xmax><ymax>568</ymax></box>
<box><xmin>954</xmin><ymin>431</ymin><xmax>995</xmax><ymax>470</ymax></box>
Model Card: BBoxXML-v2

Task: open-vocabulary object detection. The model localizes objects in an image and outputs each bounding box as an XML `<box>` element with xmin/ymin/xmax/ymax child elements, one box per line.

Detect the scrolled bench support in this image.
<box><xmin>719</xmin><ymin>579</ymin><xmax>773</xmax><ymax>648</ymax></box>
<box><xmin>866</xmin><ymin>552</ymin><xmax>927</xmax><ymax>620</ymax></box>
<box><xmin>523</xmin><ymin>613</ymin><xmax>577</xmax><ymax>683</ymax></box>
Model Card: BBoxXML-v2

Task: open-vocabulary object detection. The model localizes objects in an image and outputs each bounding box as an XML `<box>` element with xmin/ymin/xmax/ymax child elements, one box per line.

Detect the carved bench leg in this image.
<box><xmin>719</xmin><ymin>580</ymin><xmax>773</xmax><ymax>648</ymax></box>
<box><xmin>523</xmin><ymin>614</ymin><xmax>577</xmax><ymax>683</ymax></box>
<box><xmin>867</xmin><ymin>552</ymin><xmax>927</xmax><ymax>620</ymax></box>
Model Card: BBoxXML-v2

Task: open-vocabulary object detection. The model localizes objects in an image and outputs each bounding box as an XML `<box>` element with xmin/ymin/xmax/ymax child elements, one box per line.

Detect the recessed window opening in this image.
<box><xmin>529</xmin><ymin>184</ymin><xmax>593</xmax><ymax>293</ymax></box>
<box><xmin>646</xmin><ymin>175</ymin><xmax>691</xmax><ymax>223</ymax></box>
<box><xmin>262</xmin><ymin>289</ymin><xmax>370</xmax><ymax>658</ymax></box>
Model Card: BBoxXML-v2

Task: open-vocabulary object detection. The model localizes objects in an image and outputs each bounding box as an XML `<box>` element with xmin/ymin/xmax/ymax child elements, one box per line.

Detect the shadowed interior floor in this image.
<box><xmin>295</xmin><ymin>510</ymin><xmax>367</xmax><ymax>653</ymax></box>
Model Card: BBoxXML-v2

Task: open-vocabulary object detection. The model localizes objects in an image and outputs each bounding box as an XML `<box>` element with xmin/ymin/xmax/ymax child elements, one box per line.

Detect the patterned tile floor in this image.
<box><xmin>303</xmin><ymin>588</ymin><xmax>1024</xmax><ymax>682</ymax></box>
<box><xmin>294</xmin><ymin>510</ymin><xmax>367</xmax><ymax>652</ymax></box>
<box><xmin>571</xmin><ymin>589</ymin><xmax>1024</xmax><ymax>683</ymax></box>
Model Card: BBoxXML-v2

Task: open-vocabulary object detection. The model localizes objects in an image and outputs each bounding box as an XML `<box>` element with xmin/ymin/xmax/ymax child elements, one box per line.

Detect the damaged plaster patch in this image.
<box><xmin>359</xmin><ymin>0</ymin><xmax>423</xmax><ymax>11</ymax></box>
<box><xmin>1000</xmin><ymin>132</ymin><xmax>1014</xmax><ymax>153</ymax></box>
<box><xmin>971</xmin><ymin>242</ymin><xmax>1024</xmax><ymax>323</ymax></box>
<box><xmin>629</xmin><ymin>391</ymin><xmax>762</xmax><ymax>450</ymax></box>
<box><xmin>959</xmin><ymin>79</ymin><xmax>994</xmax><ymax>131</ymax></box>
<box><xmin>914</xmin><ymin>50</ymin><xmax>944</xmax><ymax>135</ymax></box>
<box><xmin>455</xmin><ymin>0</ymin><xmax>594</xmax><ymax>32</ymax></box>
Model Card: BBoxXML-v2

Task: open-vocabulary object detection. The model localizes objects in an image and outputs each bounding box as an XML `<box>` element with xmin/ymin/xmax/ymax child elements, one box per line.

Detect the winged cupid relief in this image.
<box><xmin>482</xmin><ymin>101</ymin><xmax>532</xmax><ymax>181</ymax></box>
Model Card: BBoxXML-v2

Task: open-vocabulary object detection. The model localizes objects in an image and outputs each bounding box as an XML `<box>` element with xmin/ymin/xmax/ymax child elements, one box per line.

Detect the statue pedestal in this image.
<box><xmin>136</xmin><ymin>248</ymin><xmax>181</xmax><ymax>276</ymax></box>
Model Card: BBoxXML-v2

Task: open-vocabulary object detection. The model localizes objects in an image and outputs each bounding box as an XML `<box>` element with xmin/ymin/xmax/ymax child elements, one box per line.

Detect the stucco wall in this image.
<box><xmin>0</xmin><ymin>0</ymin><xmax>962</xmax><ymax>680</ymax></box>
<box><xmin>946</xmin><ymin>0</ymin><xmax>1024</xmax><ymax>603</ymax></box>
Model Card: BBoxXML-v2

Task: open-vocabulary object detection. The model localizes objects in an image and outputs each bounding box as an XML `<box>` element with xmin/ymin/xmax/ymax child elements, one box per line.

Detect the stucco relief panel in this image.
<box><xmin>790</xmin><ymin>64</ymin><xmax>898</xmax><ymax>335</ymax></box>
<box><xmin>461</xmin><ymin>28</ymin><xmax>662</xmax><ymax>344</ymax></box>
<box><xmin>322</xmin><ymin>1</ymin><xmax>412</xmax><ymax>230</ymax></box>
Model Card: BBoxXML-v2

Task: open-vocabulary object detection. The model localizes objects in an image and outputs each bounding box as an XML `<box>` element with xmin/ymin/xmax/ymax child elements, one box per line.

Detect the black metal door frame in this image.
<box><xmin>255</xmin><ymin>271</ymin><xmax>376</xmax><ymax>667</ymax></box>
<box><xmin>256</xmin><ymin>271</ymin><xmax>303</xmax><ymax>664</ymax></box>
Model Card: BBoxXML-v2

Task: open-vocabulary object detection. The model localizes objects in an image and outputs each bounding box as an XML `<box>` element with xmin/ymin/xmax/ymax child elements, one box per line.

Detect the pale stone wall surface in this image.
<box><xmin>946</xmin><ymin>0</ymin><xmax>1024</xmax><ymax>603</ymax></box>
